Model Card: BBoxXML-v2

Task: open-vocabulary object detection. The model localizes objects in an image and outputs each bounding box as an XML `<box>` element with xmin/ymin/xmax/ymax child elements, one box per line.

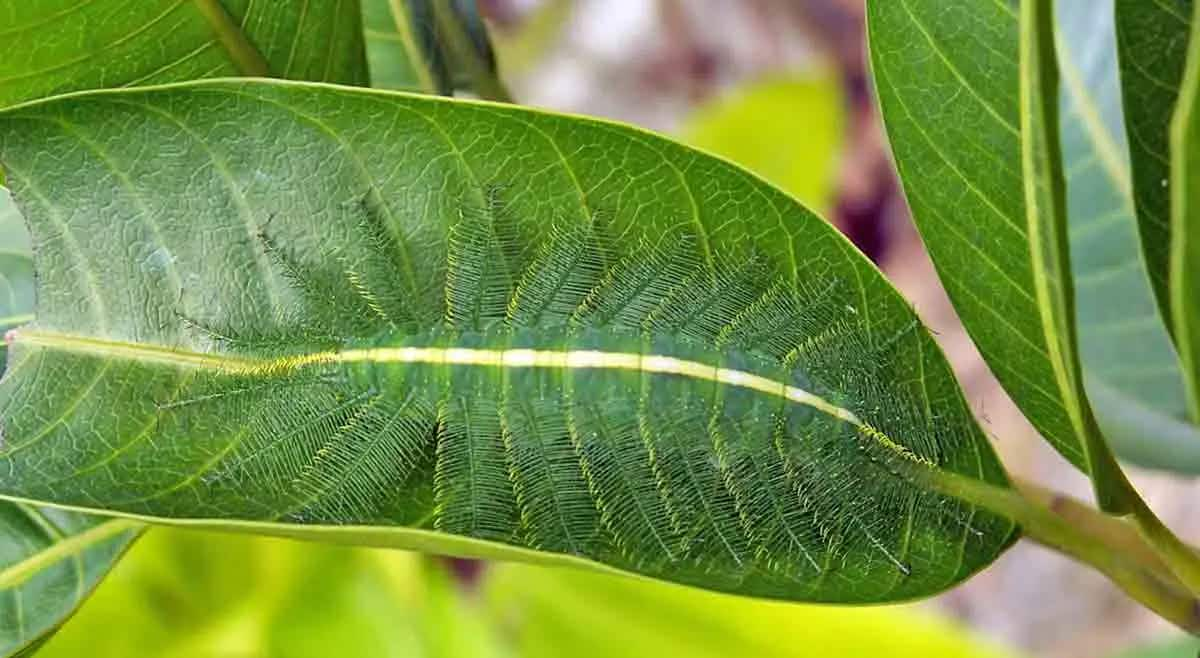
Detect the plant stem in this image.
<box><xmin>193</xmin><ymin>0</ymin><xmax>271</xmax><ymax>77</ymax></box>
<box><xmin>1013</xmin><ymin>479</ymin><xmax>1172</xmax><ymax>576</ymax></box>
<box><xmin>926</xmin><ymin>470</ymin><xmax>1200</xmax><ymax>634</ymax></box>
<box><xmin>1129</xmin><ymin>495</ymin><xmax>1200</xmax><ymax>596</ymax></box>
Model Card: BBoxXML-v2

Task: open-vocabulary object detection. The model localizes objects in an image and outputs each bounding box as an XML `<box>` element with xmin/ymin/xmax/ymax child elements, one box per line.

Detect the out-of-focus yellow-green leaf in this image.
<box><xmin>37</xmin><ymin>530</ymin><xmax>506</xmax><ymax>658</ymax></box>
<box><xmin>483</xmin><ymin>563</ymin><xmax>1021</xmax><ymax>658</ymax></box>
<box><xmin>42</xmin><ymin>527</ymin><xmax>1019</xmax><ymax>658</ymax></box>
<box><xmin>680</xmin><ymin>76</ymin><xmax>845</xmax><ymax>214</ymax></box>
<box><xmin>488</xmin><ymin>0</ymin><xmax>574</xmax><ymax>78</ymax></box>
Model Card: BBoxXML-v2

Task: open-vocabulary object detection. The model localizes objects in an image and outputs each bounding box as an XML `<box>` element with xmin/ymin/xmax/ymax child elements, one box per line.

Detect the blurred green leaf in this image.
<box><xmin>363</xmin><ymin>0</ymin><xmax>508</xmax><ymax>99</ymax></box>
<box><xmin>42</xmin><ymin>527</ymin><xmax>1020</xmax><ymax>658</ymax></box>
<box><xmin>1056</xmin><ymin>0</ymin><xmax>1200</xmax><ymax>470</ymax></box>
<box><xmin>0</xmin><ymin>188</ymin><xmax>30</xmax><ymax>259</ymax></box>
<box><xmin>363</xmin><ymin>0</ymin><xmax>440</xmax><ymax>92</ymax></box>
<box><xmin>1110</xmin><ymin>636</ymin><xmax>1200</xmax><ymax>658</ymax></box>
<box><xmin>1115</xmin><ymin>0</ymin><xmax>1194</xmax><ymax>333</ymax></box>
<box><xmin>0</xmin><ymin>191</ymin><xmax>33</xmax><ymax>372</ymax></box>
<box><xmin>484</xmin><ymin>562</ymin><xmax>1020</xmax><ymax>658</ymax></box>
<box><xmin>40</xmin><ymin>530</ymin><xmax>506</xmax><ymax>658</ymax></box>
<box><xmin>680</xmin><ymin>76</ymin><xmax>844</xmax><ymax>215</ymax></box>
<box><xmin>487</xmin><ymin>0</ymin><xmax>574</xmax><ymax>78</ymax></box>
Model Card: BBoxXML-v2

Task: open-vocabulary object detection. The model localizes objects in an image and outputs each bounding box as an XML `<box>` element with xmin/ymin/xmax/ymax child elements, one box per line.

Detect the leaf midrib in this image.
<box><xmin>191</xmin><ymin>0</ymin><xmax>270</xmax><ymax>76</ymax></box>
<box><xmin>1057</xmin><ymin>35</ymin><xmax>1134</xmax><ymax>200</ymax></box>
<box><xmin>0</xmin><ymin>519</ymin><xmax>138</xmax><ymax>589</ymax></box>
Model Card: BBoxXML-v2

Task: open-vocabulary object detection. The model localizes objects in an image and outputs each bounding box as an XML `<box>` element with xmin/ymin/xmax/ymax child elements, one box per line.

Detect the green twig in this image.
<box><xmin>193</xmin><ymin>0</ymin><xmax>271</xmax><ymax>77</ymax></box>
<box><xmin>925</xmin><ymin>469</ymin><xmax>1200</xmax><ymax>634</ymax></box>
<box><xmin>1129</xmin><ymin>495</ymin><xmax>1200</xmax><ymax>597</ymax></box>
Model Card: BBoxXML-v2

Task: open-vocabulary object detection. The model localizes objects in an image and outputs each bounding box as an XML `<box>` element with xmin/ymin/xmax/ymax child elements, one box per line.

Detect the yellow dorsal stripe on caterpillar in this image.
<box><xmin>9</xmin><ymin>328</ymin><xmax>933</xmax><ymax>466</ymax></box>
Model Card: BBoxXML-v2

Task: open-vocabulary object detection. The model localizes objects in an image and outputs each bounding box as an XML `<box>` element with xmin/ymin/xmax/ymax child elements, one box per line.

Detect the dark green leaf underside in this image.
<box><xmin>1171</xmin><ymin>0</ymin><xmax>1200</xmax><ymax>423</ymax></box>
<box><xmin>0</xmin><ymin>80</ymin><xmax>1015</xmax><ymax>604</ymax></box>
<box><xmin>1057</xmin><ymin>0</ymin><xmax>1200</xmax><ymax>471</ymax></box>
<box><xmin>0</xmin><ymin>0</ymin><xmax>369</xmax><ymax>109</ymax></box>
<box><xmin>868</xmin><ymin>0</ymin><xmax>1098</xmax><ymax>476</ymax></box>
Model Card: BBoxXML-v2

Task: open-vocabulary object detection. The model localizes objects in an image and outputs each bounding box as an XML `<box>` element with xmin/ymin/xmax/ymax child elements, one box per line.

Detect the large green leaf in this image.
<box><xmin>0</xmin><ymin>189</ymin><xmax>142</xmax><ymax>657</ymax></box>
<box><xmin>1172</xmin><ymin>0</ymin><xmax>1200</xmax><ymax>422</ymax></box>
<box><xmin>867</xmin><ymin>0</ymin><xmax>1128</xmax><ymax>507</ymax></box>
<box><xmin>0</xmin><ymin>191</ymin><xmax>33</xmax><ymax>373</ymax></box>
<box><xmin>0</xmin><ymin>2</ymin><xmax>373</xmax><ymax>652</ymax></box>
<box><xmin>1057</xmin><ymin>0</ymin><xmax>1200</xmax><ymax>470</ymax></box>
<box><xmin>1115</xmin><ymin>0</ymin><xmax>1193</xmax><ymax>332</ymax></box>
<box><xmin>0</xmin><ymin>0</ymin><xmax>369</xmax><ymax>109</ymax></box>
<box><xmin>0</xmin><ymin>80</ymin><xmax>1016</xmax><ymax>604</ymax></box>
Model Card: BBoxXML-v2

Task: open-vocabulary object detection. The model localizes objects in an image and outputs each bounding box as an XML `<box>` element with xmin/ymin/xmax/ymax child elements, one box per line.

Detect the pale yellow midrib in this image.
<box><xmin>0</xmin><ymin>518</ymin><xmax>139</xmax><ymax>589</ymax></box>
<box><xmin>1056</xmin><ymin>33</ymin><xmax>1134</xmax><ymax>202</ymax></box>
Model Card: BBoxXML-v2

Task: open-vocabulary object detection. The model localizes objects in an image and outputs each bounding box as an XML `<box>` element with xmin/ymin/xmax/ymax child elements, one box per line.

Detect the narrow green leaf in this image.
<box><xmin>1115</xmin><ymin>0</ymin><xmax>1194</xmax><ymax>332</ymax></box>
<box><xmin>867</xmin><ymin>0</ymin><xmax>1130</xmax><ymax>507</ymax></box>
<box><xmin>1020</xmin><ymin>0</ymin><xmax>1130</xmax><ymax>510</ymax></box>
<box><xmin>429</xmin><ymin>0</ymin><xmax>511</xmax><ymax>102</ymax></box>
<box><xmin>1057</xmin><ymin>0</ymin><xmax>1200</xmax><ymax>472</ymax></box>
<box><xmin>0</xmin><ymin>80</ymin><xmax>1016</xmax><ymax>604</ymax></box>
<box><xmin>365</xmin><ymin>0</ymin><xmax>441</xmax><ymax>92</ymax></box>
<box><xmin>0</xmin><ymin>509</ymin><xmax>138</xmax><ymax>656</ymax></box>
<box><xmin>0</xmin><ymin>0</ymin><xmax>370</xmax><ymax>109</ymax></box>
<box><xmin>1170</xmin><ymin>0</ymin><xmax>1200</xmax><ymax>422</ymax></box>
<box><xmin>364</xmin><ymin>0</ymin><xmax>506</xmax><ymax>99</ymax></box>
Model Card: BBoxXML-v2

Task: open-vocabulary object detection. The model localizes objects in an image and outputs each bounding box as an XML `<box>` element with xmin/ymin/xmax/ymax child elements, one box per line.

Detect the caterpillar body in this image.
<box><xmin>0</xmin><ymin>85</ymin><xmax>1014</xmax><ymax>604</ymax></box>
<box><xmin>9</xmin><ymin>199</ymin><xmax>1002</xmax><ymax>604</ymax></box>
